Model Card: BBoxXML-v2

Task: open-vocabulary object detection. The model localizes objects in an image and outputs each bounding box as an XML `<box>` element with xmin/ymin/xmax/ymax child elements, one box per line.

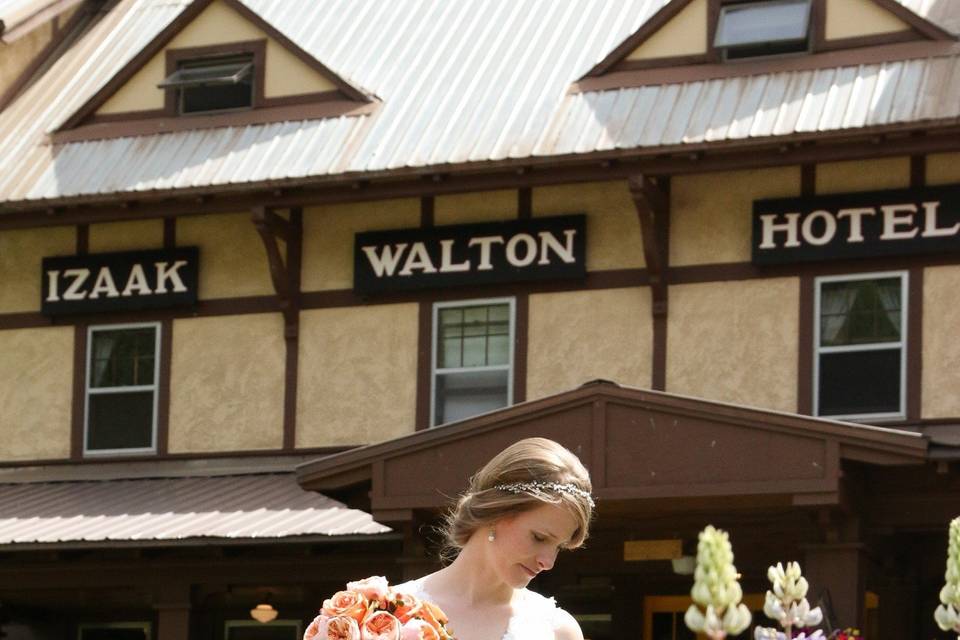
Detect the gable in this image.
<box><xmin>97</xmin><ymin>0</ymin><xmax>336</xmax><ymax>115</ymax></box>
<box><xmin>825</xmin><ymin>0</ymin><xmax>911</xmax><ymax>41</ymax></box>
<box><xmin>627</xmin><ymin>0</ymin><xmax>707</xmax><ymax>61</ymax></box>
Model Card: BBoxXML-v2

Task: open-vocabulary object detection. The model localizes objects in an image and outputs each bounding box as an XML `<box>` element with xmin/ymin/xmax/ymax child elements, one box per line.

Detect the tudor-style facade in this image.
<box><xmin>1</xmin><ymin>0</ymin><xmax>959</xmax><ymax>639</ymax></box>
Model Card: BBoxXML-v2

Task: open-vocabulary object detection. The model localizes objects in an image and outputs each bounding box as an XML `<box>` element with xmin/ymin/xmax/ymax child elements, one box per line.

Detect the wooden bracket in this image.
<box><xmin>628</xmin><ymin>175</ymin><xmax>669</xmax><ymax>314</ymax></box>
<box><xmin>252</xmin><ymin>206</ymin><xmax>302</xmax><ymax>334</ymax></box>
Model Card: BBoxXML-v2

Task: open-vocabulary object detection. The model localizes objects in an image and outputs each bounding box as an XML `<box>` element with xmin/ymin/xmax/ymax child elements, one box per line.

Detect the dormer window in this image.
<box><xmin>714</xmin><ymin>0</ymin><xmax>811</xmax><ymax>60</ymax></box>
<box><xmin>158</xmin><ymin>53</ymin><xmax>255</xmax><ymax>114</ymax></box>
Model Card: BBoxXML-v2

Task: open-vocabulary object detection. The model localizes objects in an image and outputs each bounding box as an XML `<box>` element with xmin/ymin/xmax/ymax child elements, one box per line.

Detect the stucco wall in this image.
<box><xmin>177</xmin><ymin>211</ymin><xmax>273</xmax><ymax>298</ymax></box>
<box><xmin>0</xmin><ymin>327</ymin><xmax>73</xmax><ymax>461</ymax></box>
<box><xmin>926</xmin><ymin>153</ymin><xmax>960</xmax><ymax>185</ymax></box>
<box><xmin>816</xmin><ymin>157</ymin><xmax>910</xmax><ymax>193</ymax></box>
<box><xmin>628</xmin><ymin>0</ymin><xmax>707</xmax><ymax>60</ymax></box>
<box><xmin>666</xmin><ymin>278</ymin><xmax>799</xmax><ymax>412</ymax></box>
<box><xmin>923</xmin><ymin>266</ymin><xmax>960</xmax><ymax>418</ymax></box>
<box><xmin>527</xmin><ymin>288</ymin><xmax>653</xmax><ymax>400</ymax></box>
<box><xmin>534</xmin><ymin>181</ymin><xmax>644</xmax><ymax>271</ymax></box>
<box><xmin>98</xmin><ymin>0</ymin><xmax>335</xmax><ymax>114</ymax></box>
<box><xmin>825</xmin><ymin>0</ymin><xmax>909</xmax><ymax>40</ymax></box>
<box><xmin>435</xmin><ymin>190</ymin><xmax>517</xmax><ymax>226</ymax></box>
<box><xmin>670</xmin><ymin>167</ymin><xmax>800</xmax><ymax>266</ymax></box>
<box><xmin>297</xmin><ymin>304</ymin><xmax>418</xmax><ymax>446</ymax></box>
<box><xmin>89</xmin><ymin>219</ymin><xmax>164</xmax><ymax>253</ymax></box>
<box><xmin>168</xmin><ymin>313</ymin><xmax>285</xmax><ymax>452</ymax></box>
<box><xmin>302</xmin><ymin>199</ymin><xmax>419</xmax><ymax>292</ymax></box>
<box><xmin>0</xmin><ymin>226</ymin><xmax>75</xmax><ymax>313</ymax></box>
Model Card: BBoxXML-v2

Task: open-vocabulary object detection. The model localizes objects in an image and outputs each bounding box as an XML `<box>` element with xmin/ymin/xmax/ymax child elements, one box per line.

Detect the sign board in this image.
<box><xmin>752</xmin><ymin>185</ymin><xmax>960</xmax><ymax>265</ymax></box>
<box><xmin>41</xmin><ymin>247</ymin><xmax>199</xmax><ymax>316</ymax></box>
<box><xmin>354</xmin><ymin>214</ymin><xmax>587</xmax><ymax>294</ymax></box>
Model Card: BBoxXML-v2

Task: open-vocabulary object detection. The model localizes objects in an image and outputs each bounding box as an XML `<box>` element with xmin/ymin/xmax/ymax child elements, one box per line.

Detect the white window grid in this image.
<box><xmin>813</xmin><ymin>270</ymin><xmax>908</xmax><ymax>422</ymax></box>
<box><xmin>430</xmin><ymin>297</ymin><xmax>516</xmax><ymax>428</ymax></box>
<box><xmin>83</xmin><ymin>321</ymin><xmax>161</xmax><ymax>456</ymax></box>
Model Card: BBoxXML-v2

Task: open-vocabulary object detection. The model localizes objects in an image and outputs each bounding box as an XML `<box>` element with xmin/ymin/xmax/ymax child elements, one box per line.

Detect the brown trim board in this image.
<box><xmin>283</xmin><ymin>207</ymin><xmax>303</xmax><ymax>450</ymax></box>
<box><xmin>70</xmin><ymin>323</ymin><xmax>87</xmax><ymax>460</ymax></box>
<box><xmin>156</xmin><ymin>319</ymin><xmax>173</xmax><ymax>455</ymax></box>
<box><xmin>907</xmin><ymin>267</ymin><xmax>923</xmax><ymax>422</ymax></box>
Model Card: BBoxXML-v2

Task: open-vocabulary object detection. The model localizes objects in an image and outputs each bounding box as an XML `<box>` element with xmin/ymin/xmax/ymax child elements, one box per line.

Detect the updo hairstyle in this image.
<box><xmin>441</xmin><ymin>437</ymin><xmax>593</xmax><ymax>561</ymax></box>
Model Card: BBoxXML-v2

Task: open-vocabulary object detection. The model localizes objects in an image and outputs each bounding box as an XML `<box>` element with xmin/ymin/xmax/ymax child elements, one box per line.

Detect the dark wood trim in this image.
<box><xmin>906</xmin><ymin>266</ymin><xmax>923</xmax><ymax>422</ymax></box>
<box><xmin>76</xmin><ymin>223</ymin><xmax>88</xmax><ymax>254</ymax></box>
<box><xmin>415</xmin><ymin>302</ymin><xmax>432</xmax><ymax>431</ymax></box>
<box><xmin>573</xmin><ymin>41</ymin><xmax>960</xmax><ymax>93</ymax></box>
<box><xmin>810</xmin><ymin>0</ymin><xmax>827</xmax><ymax>51</ymax></box>
<box><xmin>156</xmin><ymin>319</ymin><xmax>173</xmax><ymax>455</ymax></box>
<box><xmin>584</xmin><ymin>0</ymin><xmax>699</xmax><ymax>77</ymax></box>
<box><xmin>420</xmin><ymin>196</ymin><xmax>434</xmax><ymax>228</ymax></box>
<box><xmin>518</xmin><ymin>187</ymin><xmax>532</xmax><ymax>219</ymax></box>
<box><xmin>282</xmin><ymin>208</ymin><xmax>303</xmax><ymax>450</ymax></box>
<box><xmin>910</xmin><ymin>154</ymin><xmax>926</xmax><ymax>189</ymax></box>
<box><xmin>163</xmin><ymin>217</ymin><xmax>176</xmax><ymax>248</ymax></box>
<box><xmin>70</xmin><ymin>323</ymin><xmax>87</xmax><ymax>460</ymax></box>
<box><xmin>801</xmin><ymin>163</ymin><xmax>816</xmax><ymax>197</ymax></box>
<box><xmin>253</xmin><ymin>206</ymin><xmax>293</xmax><ymax>301</ymax></box>
<box><xmin>871</xmin><ymin>0</ymin><xmax>955</xmax><ymax>40</ymax></box>
<box><xmin>53</xmin><ymin>99</ymin><xmax>377</xmax><ymax>143</ymax></box>
<box><xmin>513</xmin><ymin>293</ymin><xmax>528</xmax><ymax>403</ymax></box>
<box><xmin>797</xmin><ymin>275</ymin><xmax>814</xmax><ymax>415</ymax></box>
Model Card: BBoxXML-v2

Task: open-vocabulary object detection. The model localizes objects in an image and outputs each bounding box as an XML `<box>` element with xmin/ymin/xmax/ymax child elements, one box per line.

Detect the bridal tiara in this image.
<box><xmin>493</xmin><ymin>481</ymin><xmax>596</xmax><ymax>508</ymax></box>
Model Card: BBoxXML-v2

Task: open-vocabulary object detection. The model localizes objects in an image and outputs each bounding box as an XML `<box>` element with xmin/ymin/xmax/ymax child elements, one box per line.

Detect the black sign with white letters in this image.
<box><xmin>354</xmin><ymin>215</ymin><xmax>586</xmax><ymax>294</ymax></box>
<box><xmin>41</xmin><ymin>247</ymin><xmax>199</xmax><ymax>316</ymax></box>
<box><xmin>752</xmin><ymin>185</ymin><xmax>960</xmax><ymax>265</ymax></box>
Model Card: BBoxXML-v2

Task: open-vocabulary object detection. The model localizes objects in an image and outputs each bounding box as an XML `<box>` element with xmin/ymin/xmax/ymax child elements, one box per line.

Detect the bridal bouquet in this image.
<box><xmin>304</xmin><ymin>576</ymin><xmax>455</xmax><ymax>640</ymax></box>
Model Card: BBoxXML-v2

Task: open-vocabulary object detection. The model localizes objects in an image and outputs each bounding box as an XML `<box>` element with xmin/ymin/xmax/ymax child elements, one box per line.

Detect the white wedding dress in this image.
<box><xmin>394</xmin><ymin>576</ymin><xmax>566</xmax><ymax>640</ymax></box>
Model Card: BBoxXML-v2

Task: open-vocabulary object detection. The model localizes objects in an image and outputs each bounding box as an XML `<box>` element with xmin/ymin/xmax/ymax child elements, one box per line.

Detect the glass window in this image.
<box><xmin>432</xmin><ymin>299</ymin><xmax>514</xmax><ymax>426</ymax></box>
<box><xmin>85</xmin><ymin>323</ymin><xmax>160</xmax><ymax>455</ymax></box>
<box><xmin>159</xmin><ymin>54</ymin><xmax>254</xmax><ymax>114</ymax></box>
<box><xmin>225</xmin><ymin>620</ymin><xmax>301</xmax><ymax>640</ymax></box>
<box><xmin>715</xmin><ymin>0</ymin><xmax>811</xmax><ymax>59</ymax></box>
<box><xmin>815</xmin><ymin>273</ymin><xmax>907</xmax><ymax>419</ymax></box>
<box><xmin>78</xmin><ymin>622</ymin><xmax>150</xmax><ymax>640</ymax></box>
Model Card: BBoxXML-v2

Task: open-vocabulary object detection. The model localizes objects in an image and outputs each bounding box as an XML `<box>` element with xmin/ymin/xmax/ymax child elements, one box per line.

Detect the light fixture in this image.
<box><xmin>671</xmin><ymin>555</ymin><xmax>696</xmax><ymax>576</ymax></box>
<box><xmin>250</xmin><ymin>602</ymin><xmax>278</xmax><ymax>623</ymax></box>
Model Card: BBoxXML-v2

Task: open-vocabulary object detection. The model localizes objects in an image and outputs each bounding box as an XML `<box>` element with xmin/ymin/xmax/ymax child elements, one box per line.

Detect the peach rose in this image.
<box><xmin>304</xmin><ymin>614</ymin><xmax>329</xmax><ymax>640</ymax></box>
<box><xmin>400</xmin><ymin>619</ymin><xmax>440</xmax><ymax>640</ymax></box>
<box><xmin>322</xmin><ymin>590</ymin><xmax>369</xmax><ymax>625</ymax></box>
<box><xmin>389</xmin><ymin>592</ymin><xmax>423</xmax><ymax>624</ymax></box>
<box><xmin>346</xmin><ymin>576</ymin><xmax>390</xmax><ymax>603</ymax></box>
<box><xmin>417</xmin><ymin>601</ymin><xmax>450</xmax><ymax>630</ymax></box>
<box><xmin>324</xmin><ymin>616</ymin><xmax>362</xmax><ymax>640</ymax></box>
<box><xmin>360</xmin><ymin>611</ymin><xmax>401</xmax><ymax>640</ymax></box>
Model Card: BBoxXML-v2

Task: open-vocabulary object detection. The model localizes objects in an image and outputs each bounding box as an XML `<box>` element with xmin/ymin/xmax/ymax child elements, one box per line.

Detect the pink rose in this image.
<box><xmin>323</xmin><ymin>616</ymin><xmax>361</xmax><ymax>640</ymax></box>
<box><xmin>346</xmin><ymin>576</ymin><xmax>391</xmax><ymax>602</ymax></box>
<box><xmin>360</xmin><ymin>611</ymin><xmax>402</xmax><ymax>640</ymax></box>
<box><xmin>400</xmin><ymin>619</ymin><xmax>440</xmax><ymax>640</ymax></box>
<box><xmin>304</xmin><ymin>614</ymin><xmax>330</xmax><ymax>640</ymax></box>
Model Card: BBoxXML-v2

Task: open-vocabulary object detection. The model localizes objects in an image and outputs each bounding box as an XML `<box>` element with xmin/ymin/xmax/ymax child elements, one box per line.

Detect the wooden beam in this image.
<box><xmin>252</xmin><ymin>206</ymin><xmax>291</xmax><ymax>303</ymax></box>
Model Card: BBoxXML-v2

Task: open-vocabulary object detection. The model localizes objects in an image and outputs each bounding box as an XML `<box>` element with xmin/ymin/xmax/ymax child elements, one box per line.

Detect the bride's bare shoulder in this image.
<box><xmin>552</xmin><ymin>608</ymin><xmax>584</xmax><ymax>640</ymax></box>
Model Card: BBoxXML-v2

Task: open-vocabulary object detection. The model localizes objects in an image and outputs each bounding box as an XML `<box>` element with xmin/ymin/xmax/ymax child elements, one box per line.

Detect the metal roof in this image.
<box><xmin>0</xmin><ymin>0</ymin><xmax>957</xmax><ymax>206</ymax></box>
<box><xmin>0</xmin><ymin>473</ymin><xmax>390</xmax><ymax>548</ymax></box>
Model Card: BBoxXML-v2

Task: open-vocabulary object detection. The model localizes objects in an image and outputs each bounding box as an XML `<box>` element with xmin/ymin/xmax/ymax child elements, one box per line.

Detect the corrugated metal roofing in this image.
<box><xmin>0</xmin><ymin>0</ymin><xmax>957</xmax><ymax>206</ymax></box>
<box><xmin>0</xmin><ymin>473</ymin><xmax>390</xmax><ymax>546</ymax></box>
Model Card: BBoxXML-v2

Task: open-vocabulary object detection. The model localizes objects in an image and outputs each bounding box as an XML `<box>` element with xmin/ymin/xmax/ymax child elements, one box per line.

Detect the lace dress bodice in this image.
<box><xmin>393</xmin><ymin>576</ymin><xmax>565</xmax><ymax>640</ymax></box>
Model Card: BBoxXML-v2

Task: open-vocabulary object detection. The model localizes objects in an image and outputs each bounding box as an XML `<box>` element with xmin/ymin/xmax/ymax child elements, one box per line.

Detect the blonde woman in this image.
<box><xmin>394</xmin><ymin>437</ymin><xmax>595</xmax><ymax>640</ymax></box>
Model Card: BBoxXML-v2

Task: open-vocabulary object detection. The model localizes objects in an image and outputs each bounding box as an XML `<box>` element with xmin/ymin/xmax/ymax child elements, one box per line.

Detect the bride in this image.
<box><xmin>394</xmin><ymin>437</ymin><xmax>595</xmax><ymax>640</ymax></box>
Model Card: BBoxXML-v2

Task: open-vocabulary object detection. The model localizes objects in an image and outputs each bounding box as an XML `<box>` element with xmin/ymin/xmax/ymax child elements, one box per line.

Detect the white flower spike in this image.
<box><xmin>935</xmin><ymin>516</ymin><xmax>960</xmax><ymax>635</ymax></box>
<box><xmin>684</xmin><ymin>525</ymin><xmax>752</xmax><ymax>639</ymax></box>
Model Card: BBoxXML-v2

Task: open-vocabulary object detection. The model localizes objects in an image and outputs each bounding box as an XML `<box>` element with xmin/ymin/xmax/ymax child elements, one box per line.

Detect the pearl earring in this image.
<box><xmin>487</xmin><ymin>529</ymin><xmax>495</xmax><ymax>542</ymax></box>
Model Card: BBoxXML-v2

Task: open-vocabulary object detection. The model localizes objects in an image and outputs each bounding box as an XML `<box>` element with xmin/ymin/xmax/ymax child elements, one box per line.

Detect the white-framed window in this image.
<box><xmin>714</xmin><ymin>0</ymin><xmax>812</xmax><ymax>60</ymax></box>
<box><xmin>225</xmin><ymin>619</ymin><xmax>302</xmax><ymax>640</ymax></box>
<box><xmin>77</xmin><ymin>621</ymin><xmax>150</xmax><ymax>640</ymax></box>
<box><xmin>84</xmin><ymin>322</ymin><xmax>160</xmax><ymax>455</ymax></box>
<box><xmin>814</xmin><ymin>271</ymin><xmax>907</xmax><ymax>421</ymax></box>
<box><xmin>431</xmin><ymin>298</ymin><xmax>515</xmax><ymax>427</ymax></box>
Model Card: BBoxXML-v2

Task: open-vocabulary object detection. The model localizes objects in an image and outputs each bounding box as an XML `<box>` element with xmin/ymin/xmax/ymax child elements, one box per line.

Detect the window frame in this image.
<box><xmin>163</xmin><ymin>40</ymin><xmax>266</xmax><ymax>117</ymax></box>
<box><xmin>430</xmin><ymin>297</ymin><xmax>516</xmax><ymax>428</ymax></box>
<box><xmin>714</xmin><ymin>0</ymin><xmax>813</xmax><ymax>61</ymax></box>
<box><xmin>813</xmin><ymin>270</ymin><xmax>908</xmax><ymax>422</ymax></box>
<box><xmin>83</xmin><ymin>321</ymin><xmax>162</xmax><ymax>457</ymax></box>
<box><xmin>161</xmin><ymin>53</ymin><xmax>256</xmax><ymax>116</ymax></box>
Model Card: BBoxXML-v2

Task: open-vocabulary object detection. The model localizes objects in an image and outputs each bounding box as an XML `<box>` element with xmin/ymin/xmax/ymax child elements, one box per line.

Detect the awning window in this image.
<box><xmin>714</xmin><ymin>0</ymin><xmax>812</xmax><ymax>59</ymax></box>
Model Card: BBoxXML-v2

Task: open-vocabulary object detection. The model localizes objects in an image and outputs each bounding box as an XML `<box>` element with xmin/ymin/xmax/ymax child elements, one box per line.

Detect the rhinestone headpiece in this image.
<box><xmin>493</xmin><ymin>481</ymin><xmax>595</xmax><ymax>508</ymax></box>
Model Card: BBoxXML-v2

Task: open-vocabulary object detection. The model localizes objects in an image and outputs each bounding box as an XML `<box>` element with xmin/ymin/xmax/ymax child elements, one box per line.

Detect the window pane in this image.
<box><xmin>715</xmin><ymin>0</ymin><xmax>811</xmax><ymax>47</ymax></box>
<box><xmin>441</xmin><ymin>337</ymin><xmax>461</xmax><ymax>369</ymax></box>
<box><xmin>436</xmin><ymin>303</ymin><xmax>510</xmax><ymax>370</ymax></box>
<box><xmin>435</xmin><ymin>369</ymin><xmax>509</xmax><ymax>425</ymax></box>
<box><xmin>650</xmin><ymin>613</ymin><xmax>673</xmax><ymax>640</ymax></box>
<box><xmin>87</xmin><ymin>391</ymin><xmax>154</xmax><ymax>450</ymax></box>
<box><xmin>80</xmin><ymin>629</ymin><xmax>149</xmax><ymax>640</ymax></box>
<box><xmin>488</xmin><ymin>334</ymin><xmax>510</xmax><ymax>366</ymax></box>
<box><xmin>90</xmin><ymin>328</ymin><xmax>156</xmax><ymax>388</ymax></box>
<box><xmin>227</xmin><ymin>624</ymin><xmax>299</xmax><ymax>640</ymax></box>
<box><xmin>821</xmin><ymin>278</ymin><xmax>901</xmax><ymax>346</ymax></box>
<box><xmin>462</xmin><ymin>335</ymin><xmax>487</xmax><ymax>367</ymax></box>
<box><xmin>819</xmin><ymin>349</ymin><xmax>901</xmax><ymax>416</ymax></box>
<box><xmin>182</xmin><ymin>79</ymin><xmax>253</xmax><ymax>113</ymax></box>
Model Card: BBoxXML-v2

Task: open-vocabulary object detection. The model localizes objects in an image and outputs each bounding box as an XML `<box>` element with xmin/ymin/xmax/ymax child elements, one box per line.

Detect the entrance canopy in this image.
<box><xmin>296</xmin><ymin>381</ymin><xmax>928</xmax><ymax>521</ymax></box>
<box><xmin>0</xmin><ymin>472</ymin><xmax>390</xmax><ymax>550</ymax></box>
